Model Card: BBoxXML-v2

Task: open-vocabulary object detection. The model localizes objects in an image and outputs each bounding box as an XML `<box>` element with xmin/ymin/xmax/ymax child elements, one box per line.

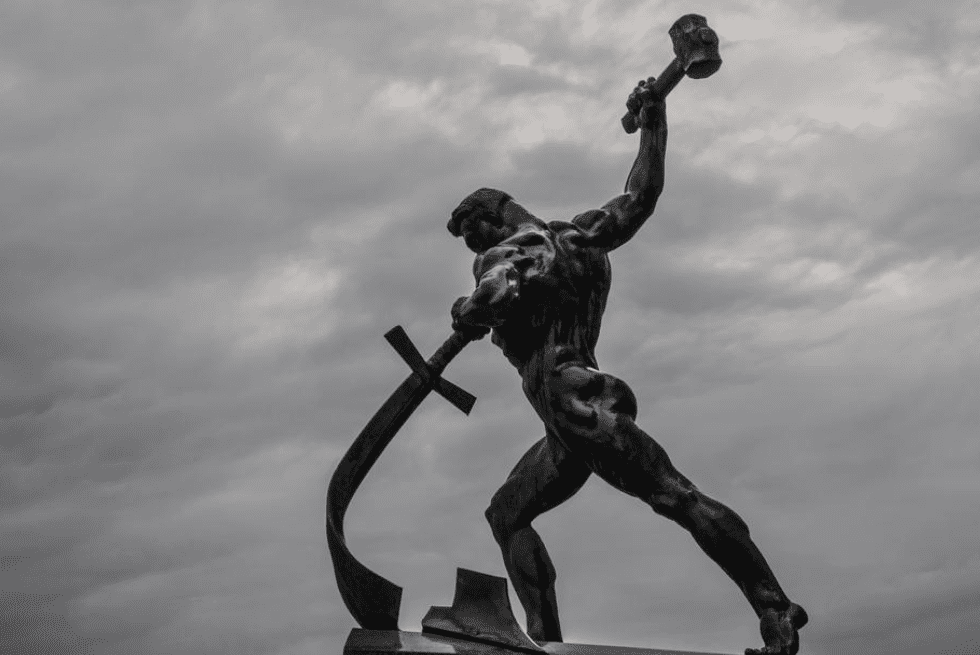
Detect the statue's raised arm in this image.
<box><xmin>572</xmin><ymin>80</ymin><xmax>667</xmax><ymax>252</ymax></box>
<box><xmin>574</xmin><ymin>13</ymin><xmax>722</xmax><ymax>252</ymax></box>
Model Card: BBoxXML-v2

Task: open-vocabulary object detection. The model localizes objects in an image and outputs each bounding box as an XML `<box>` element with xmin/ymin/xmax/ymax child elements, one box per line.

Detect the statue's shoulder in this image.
<box><xmin>546</xmin><ymin>219</ymin><xmax>586</xmax><ymax>244</ymax></box>
<box><xmin>546</xmin><ymin>220</ymin><xmax>588</xmax><ymax>257</ymax></box>
<box><xmin>547</xmin><ymin>219</ymin><xmax>610</xmax><ymax>264</ymax></box>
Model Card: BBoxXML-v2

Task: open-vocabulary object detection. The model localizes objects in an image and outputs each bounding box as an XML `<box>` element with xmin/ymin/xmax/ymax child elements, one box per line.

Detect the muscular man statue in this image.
<box><xmin>448</xmin><ymin>79</ymin><xmax>808</xmax><ymax>655</ymax></box>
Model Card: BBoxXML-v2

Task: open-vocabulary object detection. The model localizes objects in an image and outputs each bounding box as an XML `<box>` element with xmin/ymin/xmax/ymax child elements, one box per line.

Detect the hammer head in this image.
<box><xmin>669</xmin><ymin>14</ymin><xmax>721</xmax><ymax>80</ymax></box>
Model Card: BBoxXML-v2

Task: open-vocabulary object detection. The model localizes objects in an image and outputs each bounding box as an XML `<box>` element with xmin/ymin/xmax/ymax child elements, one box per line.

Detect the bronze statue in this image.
<box><xmin>326</xmin><ymin>14</ymin><xmax>807</xmax><ymax>655</ymax></box>
<box><xmin>446</xmin><ymin>20</ymin><xmax>807</xmax><ymax>655</ymax></box>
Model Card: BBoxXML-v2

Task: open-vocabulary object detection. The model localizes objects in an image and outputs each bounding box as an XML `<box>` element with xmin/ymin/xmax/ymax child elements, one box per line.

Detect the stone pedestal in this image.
<box><xmin>344</xmin><ymin>629</ymin><xmax>732</xmax><ymax>655</ymax></box>
<box><xmin>341</xmin><ymin>569</ymin><xmax>732</xmax><ymax>655</ymax></box>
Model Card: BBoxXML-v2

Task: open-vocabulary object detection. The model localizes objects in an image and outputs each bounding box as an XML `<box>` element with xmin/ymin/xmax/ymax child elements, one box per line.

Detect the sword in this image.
<box><xmin>326</xmin><ymin>326</ymin><xmax>478</xmax><ymax>630</ymax></box>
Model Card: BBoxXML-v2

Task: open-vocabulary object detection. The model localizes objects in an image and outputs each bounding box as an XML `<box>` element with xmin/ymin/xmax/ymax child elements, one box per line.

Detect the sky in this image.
<box><xmin>1</xmin><ymin>0</ymin><xmax>979</xmax><ymax>653</ymax></box>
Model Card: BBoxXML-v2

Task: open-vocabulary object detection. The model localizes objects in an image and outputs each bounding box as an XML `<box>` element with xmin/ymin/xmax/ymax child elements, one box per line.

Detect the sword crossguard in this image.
<box><xmin>384</xmin><ymin>326</ymin><xmax>477</xmax><ymax>415</ymax></box>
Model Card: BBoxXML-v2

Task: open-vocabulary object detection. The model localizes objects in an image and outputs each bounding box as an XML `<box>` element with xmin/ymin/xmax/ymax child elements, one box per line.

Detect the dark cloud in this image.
<box><xmin>0</xmin><ymin>592</ymin><xmax>96</xmax><ymax>655</ymax></box>
<box><xmin>3</xmin><ymin>1</ymin><xmax>980</xmax><ymax>654</ymax></box>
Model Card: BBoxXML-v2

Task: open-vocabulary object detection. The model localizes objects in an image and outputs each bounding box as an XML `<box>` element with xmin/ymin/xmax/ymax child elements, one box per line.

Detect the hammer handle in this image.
<box><xmin>621</xmin><ymin>57</ymin><xmax>685</xmax><ymax>134</ymax></box>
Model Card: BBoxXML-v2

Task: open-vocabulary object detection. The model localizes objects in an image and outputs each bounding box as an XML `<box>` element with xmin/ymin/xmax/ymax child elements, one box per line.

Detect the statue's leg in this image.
<box><xmin>485</xmin><ymin>433</ymin><xmax>591</xmax><ymax>643</ymax></box>
<box><xmin>634</xmin><ymin>424</ymin><xmax>807</xmax><ymax>654</ymax></box>
<box><xmin>548</xmin><ymin>367</ymin><xmax>806</xmax><ymax>655</ymax></box>
<box><xmin>594</xmin><ymin>419</ymin><xmax>806</xmax><ymax>654</ymax></box>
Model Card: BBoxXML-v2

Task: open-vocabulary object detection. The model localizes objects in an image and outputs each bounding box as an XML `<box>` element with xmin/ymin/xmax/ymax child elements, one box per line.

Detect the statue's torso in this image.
<box><xmin>483</xmin><ymin>221</ymin><xmax>612</xmax><ymax>409</ymax></box>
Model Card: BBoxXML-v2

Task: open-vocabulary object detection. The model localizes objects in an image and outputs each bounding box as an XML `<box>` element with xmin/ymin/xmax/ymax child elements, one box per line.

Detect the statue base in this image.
<box><xmin>342</xmin><ymin>569</ymin><xmax>733</xmax><ymax>655</ymax></box>
<box><xmin>420</xmin><ymin>568</ymin><xmax>545</xmax><ymax>653</ymax></box>
<box><xmin>344</xmin><ymin>628</ymin><xmax>733</xmax><ymax>655</ymax></box>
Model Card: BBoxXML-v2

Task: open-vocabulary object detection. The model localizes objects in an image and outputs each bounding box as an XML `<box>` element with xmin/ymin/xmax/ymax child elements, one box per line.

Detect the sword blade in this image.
<box><xmin>327</xmin><ymin>372</ymin><xmax>431</xmax><ymax>629</ymax></box>
<box><xmin>326</xmin><ymin>329</ymin><xmax>476</xmax><ymax>630</ymax></box>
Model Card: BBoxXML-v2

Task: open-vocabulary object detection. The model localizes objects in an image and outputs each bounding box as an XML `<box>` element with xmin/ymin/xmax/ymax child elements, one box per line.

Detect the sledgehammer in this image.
<box><xmin>621</xmin><ymin>14</ymin><xmax>722</xmax><ymax>133</ymax></box>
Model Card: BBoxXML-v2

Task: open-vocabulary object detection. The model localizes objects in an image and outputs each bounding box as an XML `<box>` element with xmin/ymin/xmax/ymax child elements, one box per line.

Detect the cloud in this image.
<box><xmin>0</xmin><ymin>592</ymin><xmax>94</xmax><ymax>655</ymax></box>
<box><xmin>2</xmin><ymin>1</ymin><xmax>980</xmax><ymax>654</ymax></box>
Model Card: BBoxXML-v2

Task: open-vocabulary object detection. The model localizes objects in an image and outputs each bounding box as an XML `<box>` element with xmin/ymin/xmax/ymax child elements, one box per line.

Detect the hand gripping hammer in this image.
<box><xmin>621</xmin><ymin>14</ymin><xmax>722</xmax><ymax>133</ymax></box>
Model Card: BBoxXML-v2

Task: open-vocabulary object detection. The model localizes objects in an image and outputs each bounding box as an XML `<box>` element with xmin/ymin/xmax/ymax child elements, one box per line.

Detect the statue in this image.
<box><xmin>328</xmin><ymin>15</ymin><xmax>807</xmax><ymax>655</ymax></box>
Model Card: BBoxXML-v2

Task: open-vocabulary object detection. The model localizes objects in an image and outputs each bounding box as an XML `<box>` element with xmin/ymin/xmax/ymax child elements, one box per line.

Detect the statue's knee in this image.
<box><xmin>651</xmin><ymin>485</ymin><xmax>752</xmax><ymax>537</ymax></box>
<box><xmin>485</xmin><ymin>502</ymin><xmax>511</xmax><ymax>542</ymax></box>
<box><xmin>649</xmin><ymin>489</ymin><xmax>692</xmax><ymax>520</ymax></box>
<box><xmin>723</xmin><ymin>503</ymin><xmax>751</xmax><ymax>535</ymax></box>
<box><xmin>690</xmin><ymin>490</ymin><xmax>751</xmax><ymax>535</ymax></box>
<box><xmin>649</xmin><ymin>479</ymin><xmax>700</xmax><ymax>522</ymax></box>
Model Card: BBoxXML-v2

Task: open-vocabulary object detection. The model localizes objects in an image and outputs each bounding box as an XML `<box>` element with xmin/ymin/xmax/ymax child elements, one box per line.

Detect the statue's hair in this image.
<box><xmin>447</xmin><ymin>188</ymin><xmax>513</xmax><ymax>237</ymax></box>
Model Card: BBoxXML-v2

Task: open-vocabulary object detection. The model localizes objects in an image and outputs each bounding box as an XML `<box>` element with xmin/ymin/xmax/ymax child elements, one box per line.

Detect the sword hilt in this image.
<box><xmin>384</xmin><ymin>326</ymin><xmax>477</xmax><ymax>414</ymax></box>
<box><xmin>428</xmin><ymin>329</ymin><xmax>476</xmax><ymax>374</ymax></box>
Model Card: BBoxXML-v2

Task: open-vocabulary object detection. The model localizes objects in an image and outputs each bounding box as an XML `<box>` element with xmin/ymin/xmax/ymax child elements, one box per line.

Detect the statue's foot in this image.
<box><xmin>525</xmin><ymin>615</ymin><xmax>561</xmax><ymax>644</ymax></box>
<box><xmin>526</xmin><ymin>618</ymin><xmax>546</xmax><ymax>644</ymax></box>
<box><xmin>745</xmin><ymin>602</ymin><xmax>808</xmax><ymax>655</ymax></box>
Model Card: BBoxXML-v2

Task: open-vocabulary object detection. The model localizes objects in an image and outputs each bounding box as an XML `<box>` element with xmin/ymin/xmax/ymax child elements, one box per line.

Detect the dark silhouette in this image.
<box><xmin>448</xmin><ymin>77</ymin><xmax>807</xmax><ymax>655</ymax></box>
<box><xmin>325</xmin><ymin>15</ymin><xmax>806</xmax><ymax>655</ymax></box>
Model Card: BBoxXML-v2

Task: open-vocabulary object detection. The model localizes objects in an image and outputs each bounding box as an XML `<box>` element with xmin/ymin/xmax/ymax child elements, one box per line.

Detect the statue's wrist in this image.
<box><xmin>638</xmin><ymin>113</ymin><xmax>661</xmax><ymax>130</ymax></box>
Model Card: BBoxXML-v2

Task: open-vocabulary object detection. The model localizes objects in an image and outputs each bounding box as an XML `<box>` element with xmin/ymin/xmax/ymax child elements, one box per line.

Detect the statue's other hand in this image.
<box><xmin>451</xmin><ymin>296</ymin><xmax>491</xmax><ymax>339</ymax></box>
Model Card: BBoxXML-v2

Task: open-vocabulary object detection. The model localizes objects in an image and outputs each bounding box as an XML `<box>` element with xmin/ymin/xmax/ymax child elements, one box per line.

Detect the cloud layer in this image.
<box><xmin>2</xmin><ymin>1</ymin><xmax>979</xmax><ymax>654</ymax></box>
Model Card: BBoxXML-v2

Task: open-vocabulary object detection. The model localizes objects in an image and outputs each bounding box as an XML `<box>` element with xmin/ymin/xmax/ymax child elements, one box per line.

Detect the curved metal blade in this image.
<box><xmin>326</xmin><ymin>328</ymin><xmax>475</xmax><ymax>629</ymax></box>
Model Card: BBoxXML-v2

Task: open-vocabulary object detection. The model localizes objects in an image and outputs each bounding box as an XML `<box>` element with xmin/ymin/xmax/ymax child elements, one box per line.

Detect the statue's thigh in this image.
<box><xmin>490</xmin><ymin>435</ymin><xmax>591</xmax><ymax>528</ymax></box>
<box><xmin>547</xmin><ymin>368</ymin><xmax>675</xmax><ymax>499</ymax></box>
<box><xmin>578</xmin><ymin>418</ymin><xmax>678</xmax><ymax>501</ymax></box>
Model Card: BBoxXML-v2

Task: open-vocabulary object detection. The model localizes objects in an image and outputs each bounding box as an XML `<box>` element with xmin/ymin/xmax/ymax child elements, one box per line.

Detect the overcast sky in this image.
<box><xmin>1</xmin><ymin>1</ymin><xmax>979</xmax><ymax>654</ymax></box>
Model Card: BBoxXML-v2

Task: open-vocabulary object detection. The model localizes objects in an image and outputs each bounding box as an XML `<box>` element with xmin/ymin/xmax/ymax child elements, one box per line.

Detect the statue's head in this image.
<box><xmin>448</xmin><ymin>188</ymin><xmax>546</xmax><ymax>253</ymax></box>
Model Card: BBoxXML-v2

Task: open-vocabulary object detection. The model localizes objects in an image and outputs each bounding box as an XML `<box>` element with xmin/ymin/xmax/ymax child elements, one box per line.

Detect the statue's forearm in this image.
<box><xmin>624</xmin><ymin>104</ymin><xmax>667</xmax><ymax>206</ymax></box>
<box><xmin>574</xmin><ymin>102</ymin><xmax>667</xmax><ymax>251</ymax></box>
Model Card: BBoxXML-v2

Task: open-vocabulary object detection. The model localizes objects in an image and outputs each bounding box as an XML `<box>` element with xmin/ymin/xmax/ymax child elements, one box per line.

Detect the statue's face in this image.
<box><xmin>450</xmin><ymin>189</ymin><xmax>548</xmax><ymax>253</ymax></box>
